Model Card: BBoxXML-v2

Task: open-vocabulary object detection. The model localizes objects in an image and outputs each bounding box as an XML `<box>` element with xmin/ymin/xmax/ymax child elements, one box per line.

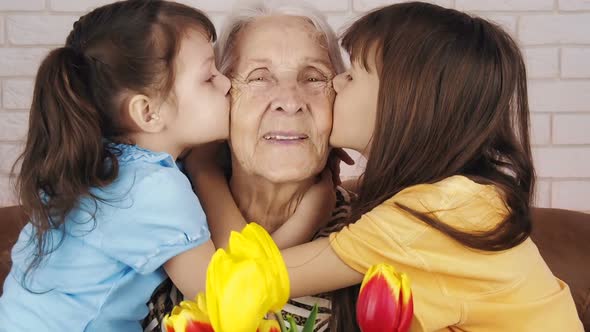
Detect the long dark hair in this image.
<box><xmin>12</xmin><ymin>0</ymin><xmax>216</xmax><ymax>284</ymax></box>
<box><xmin>330</xmin><ymin>2</ymin><xmax>535</xmax><ymax>330</ymax></box>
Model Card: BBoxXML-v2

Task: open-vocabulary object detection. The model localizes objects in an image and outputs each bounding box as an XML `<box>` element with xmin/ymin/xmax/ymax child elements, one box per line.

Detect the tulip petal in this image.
<box><xmin>357</xmin><ymin>273</ymin><xmax>400</xmax><ymax>332</ymax></box>
<box><xmin>185</xmin><ymin>320</ymin><xmax>215</xmax><ymax>332</ymax></box>
<box><xmin>249</xmin><ymin>223</ymin><xmax>290</xmax><ymax>311</ymax></box>
<box><xmin>229</xmin><ymin>223</ymin><xmax>290</xmax><ymax>311</ymax></box>
<box><xmin>357</xmin><ymin>264</ymin><xmax>412</xmax><ymax>332</ymax></box>
<box><xmin>228</xmin><ymin>231</ymin><xmax>265</xmax><ymax>260</ymax></box>
<box><xmin>397</xmin><ymin>273</ymin><xmax>414</xmax><ymax>332</ymax></box>
<box><xmin>257</xmin><ymin>318</ymin><xmax>282</xmax><ymax>332</ymax></box>
<box><xmin>206</xmin><ymin>249</ymin><xmax>272</xmax><ymax>332</ymax></box>
<box><xmin>203</xmin><ymin>223</ymin><xmax>292</xmax><ymax>332</ymax></box>
<box><xmin>163</xmin><ymin>312</ymin><xmax>214</xmax><ymax>332</ymax></box>
<box><xmin>195</xmin><ymin>292</ymin><xmax>208</xmax><ymax>314</ymax></box>
<box><xmin>164</xmin><ymin>294</ymin><xmax>214</xmax><ymax>332</ymax></box>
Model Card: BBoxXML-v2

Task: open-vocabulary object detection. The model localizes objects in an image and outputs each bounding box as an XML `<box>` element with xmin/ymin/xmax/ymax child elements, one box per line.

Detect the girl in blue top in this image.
<box><xmin>0</xmin><ymin>1</ymin><xmax>231</xmax><ymax>330</ymax></box>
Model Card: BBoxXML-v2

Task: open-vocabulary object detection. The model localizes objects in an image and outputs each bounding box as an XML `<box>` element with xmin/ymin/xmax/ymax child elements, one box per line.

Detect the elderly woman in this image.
<box><xmin>142</xmin><ymin>1</ymin><xmax>349</xmax><ymax>331</ymax></box>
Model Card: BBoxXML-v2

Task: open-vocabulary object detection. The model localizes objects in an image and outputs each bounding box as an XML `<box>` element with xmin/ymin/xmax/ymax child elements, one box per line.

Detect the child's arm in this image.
<box><xmin>281</xmin><ymin>237</ymin><xmax>364</xmax><ymax>298</ymax></box>
<box><xmin>163</xmin><ymin>240</ymin><xmax>215</xmax><ymax>299</ymax></box>
<box><xmin>267</xmin><ymin>169</ymin><xmax>336</xmax><ymax>248</ymax></box>
<box><xmin>185</xmin><ymin>146</ymin><xmax>335</xmax><ymax>249</ymax></box>
<box><xmin>190</xmin><ymin>164</ymin><xmax>249</xmax><ymax>249</ymax></box>
<box><xmin>190</xmin><ymin>165</ymin><xmax>334</xmax><ymax>249</ymax></box>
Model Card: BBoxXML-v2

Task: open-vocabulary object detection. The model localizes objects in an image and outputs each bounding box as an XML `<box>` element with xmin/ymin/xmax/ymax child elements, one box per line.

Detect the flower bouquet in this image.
<box><xmin>162</xmin><ymin>223</ymin><xmax>413</xmax><ymax>332</ymax></box>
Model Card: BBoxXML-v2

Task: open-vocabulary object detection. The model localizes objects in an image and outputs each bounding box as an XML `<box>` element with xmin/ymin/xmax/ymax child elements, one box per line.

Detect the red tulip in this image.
<box><xmin>356</xmin><ymin>263</ymin><xmax>414</xmax><ymax>332</ymax></box>
<box><xmin>163</xmin><ymin>295</ymin><xmax>214</xmax><ymax>332</ymax></box>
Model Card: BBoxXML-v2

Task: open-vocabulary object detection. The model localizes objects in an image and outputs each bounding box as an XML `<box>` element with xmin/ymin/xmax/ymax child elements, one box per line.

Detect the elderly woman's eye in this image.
<box><xmin>246</xmin><ymin>68</ymin><xmax>272</xmax><ymax>84</ymax></box>
<box><xmin>302</xmin><ymin>69</ymin><xmax>328</xmax><ymax>84</ymax></box>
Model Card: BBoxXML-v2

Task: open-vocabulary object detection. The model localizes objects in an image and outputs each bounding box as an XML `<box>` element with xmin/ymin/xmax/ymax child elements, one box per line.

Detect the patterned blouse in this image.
<box><xmin>141</xmin><ymin>186</ymin><xmax>354</xmax><ymax>332</ymax></box>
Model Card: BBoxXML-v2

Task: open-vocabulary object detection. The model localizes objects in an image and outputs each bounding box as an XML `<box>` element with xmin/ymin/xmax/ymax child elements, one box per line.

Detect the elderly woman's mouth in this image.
<box><xmin>262</xmin><ymin>132</ymin><xmax>309</xmax><ymax>143</ymax></box>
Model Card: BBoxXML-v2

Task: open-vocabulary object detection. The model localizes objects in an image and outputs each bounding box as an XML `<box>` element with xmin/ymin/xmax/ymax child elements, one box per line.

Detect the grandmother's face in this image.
<box><xmin>229</xmin><ymin>16</ymin><xmax>335</xmax><ymax>183</ymax></box>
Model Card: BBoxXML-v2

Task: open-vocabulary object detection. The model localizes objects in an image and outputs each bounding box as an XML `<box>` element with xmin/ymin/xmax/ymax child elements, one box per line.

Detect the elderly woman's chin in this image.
<box><xmin>234</xmin><ymin>143</ymin><xmax>329</xmax><ymax>184</ymax></box>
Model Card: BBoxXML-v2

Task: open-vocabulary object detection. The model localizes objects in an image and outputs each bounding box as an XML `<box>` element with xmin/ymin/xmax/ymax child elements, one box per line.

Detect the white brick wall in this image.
<box><xmin>558</xmin><ymin>0</ymin><xmax>590</xmax><ymax>11</ymax></box>
<box><xmin>456</xmin><ymin>0</ymin><xmax>554</xmax><ymax>11</ymax></box>
<box><xmin>0</xmin><ymin>0</ymin><xmax>44</xmax><ymax>11</ymax></box>
<box><xmin>7</xmin><ymin>15</ymin><xmax>78</xmax><ymax>45</ymax></box>
<box><xmin>0</xmin><ymin>0</ymin><xmax>588</xmax><ymax>213</ymax></box>
<box><xmin>3</xmin><ymin>79</ymin><xmax>34</xmax><ymax>109</ymax></box>
<box><xmin>523</xmin><ymin>48</ymin><xmax>559</xmax><ymax>78</ymax></box>
<box><xmin>553</xmin><ymin>114</ymin><xmax>590</xmax><ymax>144</ymax></box>
<box><xmin>562</xmin><ymin>48</ymin><xmax>590</xmax><ymax>78</ymax></box>
<box><xmin>519</xmin><ymin>14</ymin><xmax>590</xmax><ymax>45</ymax></box>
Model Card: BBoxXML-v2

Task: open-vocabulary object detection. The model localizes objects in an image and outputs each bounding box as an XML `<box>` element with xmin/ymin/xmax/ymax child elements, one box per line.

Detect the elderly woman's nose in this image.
<box><xmin>270</xmin><ymin>85</ymin><xmax>305</xmax><ymax>114</ymax></box>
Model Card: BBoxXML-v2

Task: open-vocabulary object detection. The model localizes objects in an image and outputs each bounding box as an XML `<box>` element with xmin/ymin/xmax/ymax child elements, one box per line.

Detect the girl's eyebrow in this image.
<box><xmin>201</xmin><ymin>55</ymin><xmax>214</xmax><ymax>67</ymax></box>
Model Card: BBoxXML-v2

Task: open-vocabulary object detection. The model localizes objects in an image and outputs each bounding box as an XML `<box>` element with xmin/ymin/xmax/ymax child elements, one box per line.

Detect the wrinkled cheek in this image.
<box><xmin>303</xmin><ymin>82</ymin><xmax>335</xmax><ymax>103</ymax></box>
<box><xmin>228</xmin><ymin>88</ymin><xmax>268</xmax><ymax>172</ymax></box>
<box><xmin>308</xmin><ymin>96</ymin><xmax>334</xmax><ymax>138</ymax></box>
<box><xmin>229</xmin><ymin>87</ymin><xmax>268</xmax><ymax>133</ymax></box>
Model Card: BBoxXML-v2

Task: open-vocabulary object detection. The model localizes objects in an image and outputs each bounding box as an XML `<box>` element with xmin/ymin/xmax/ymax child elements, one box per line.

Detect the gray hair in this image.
<box><xmin>215</xmin><ymin>0</ymin><xmax>345</xmax><ymax>75</ymax></box>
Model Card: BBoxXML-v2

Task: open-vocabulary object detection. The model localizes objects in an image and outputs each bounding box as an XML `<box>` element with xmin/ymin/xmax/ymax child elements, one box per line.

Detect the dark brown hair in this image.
<box><xmin>12</xmin><ymin>0</ymin><xmax>215</xmax><ymax>283</ymax></box>
<box><xmin>330</xmin><ymin>2</ymin><xmax>535</xmax><ymax>330</ymax></box>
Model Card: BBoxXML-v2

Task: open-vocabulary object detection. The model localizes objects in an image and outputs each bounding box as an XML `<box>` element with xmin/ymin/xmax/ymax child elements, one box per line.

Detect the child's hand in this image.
<box><xmin>328</xmin><ymin>148</ymin><xmax>355</xmax><ymax>186</ymax></box>
<box><xmin>184</xmin><ymin>142</ymin><xmax>225</xmax><ymax>178</ymax></box>
<box><xmin>298</xmin><ymin>168</ymin><xmax>337</xmax><ymax>230</ymax></box>
<box><xmin>272</xmin><ymin>168</ymin><xmax>337</xmax><ymax>248</ymax></box>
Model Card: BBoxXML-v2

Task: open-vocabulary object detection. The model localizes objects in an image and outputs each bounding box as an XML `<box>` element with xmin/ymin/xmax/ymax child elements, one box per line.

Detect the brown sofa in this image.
<box><xmin>1</xmin><ymin>206</ymin><xmax>589</xmax><ymax>329</ymax></box>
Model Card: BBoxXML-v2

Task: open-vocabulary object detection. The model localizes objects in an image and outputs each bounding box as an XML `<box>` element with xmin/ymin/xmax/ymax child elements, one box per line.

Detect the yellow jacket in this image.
<box><xmin>330</xmin><ymin>176</ymin><xmax>582</xmax><ymax>331</ymax></box>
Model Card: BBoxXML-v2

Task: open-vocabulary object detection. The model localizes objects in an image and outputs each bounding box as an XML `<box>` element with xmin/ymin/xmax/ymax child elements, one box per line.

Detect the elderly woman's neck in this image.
<box><xmin>229</xmin><ymin>169</ymin><xmax>315</xmax><ymax>233</ymax></box>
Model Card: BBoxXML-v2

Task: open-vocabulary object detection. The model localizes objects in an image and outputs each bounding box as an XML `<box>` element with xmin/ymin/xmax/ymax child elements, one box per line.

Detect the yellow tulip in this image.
<box><xmin>162</xmin><ymin>293</ymin><xmax>213</xmax><ymax>332</ymax></box>
<box><xmin>165</xmin><ymin>223</ymin><xmax>290</xmax><ymax>332</ymax></box>
<box><xmin>207</xmin><ymin>223</ymin><xmax>290</xmax><ymax>332</ymax></box>
<box><xmin>226</xmin><ymin>223</ymin><xmax>290</xmax><ymax>311</ymax></box>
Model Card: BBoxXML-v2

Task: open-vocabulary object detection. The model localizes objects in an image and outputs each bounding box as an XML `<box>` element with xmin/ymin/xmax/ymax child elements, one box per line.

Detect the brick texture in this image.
<box><xmin>0</xmin><ymin>0</ymin><xmax>44</xmax><ymax>11</ymax></box>
<box><xmin>7</xmin><ymin>15</ymin><xmax>77</xmax><ymax>45</ymax></box>
<box><xmin>562</xmin><ymin>48</ymin><xmax>590</xmax><ymax>78</ymax></box>
<box><xmin>0</xmin><ymin>0</ymin><xmax>588</xmax><ymax>212</ymax></box>
<box><xmin>456</xmin><ymin>0</ymin><xmax>554</xmax><ymax>11</ymax></box>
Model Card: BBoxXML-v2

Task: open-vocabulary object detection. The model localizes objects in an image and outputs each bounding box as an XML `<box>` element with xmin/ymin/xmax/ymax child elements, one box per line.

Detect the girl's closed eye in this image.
<box><xmin>206</xmin><ymin>74</ymin><xmax>216</xmax><ymax>83</ymax></box>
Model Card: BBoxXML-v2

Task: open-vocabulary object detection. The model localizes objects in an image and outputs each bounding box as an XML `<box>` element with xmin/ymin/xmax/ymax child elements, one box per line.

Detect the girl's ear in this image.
<box><xmin>127</xmin><ymin>94</ymin><xmax>165</xmax><ymax>133</ymax></box>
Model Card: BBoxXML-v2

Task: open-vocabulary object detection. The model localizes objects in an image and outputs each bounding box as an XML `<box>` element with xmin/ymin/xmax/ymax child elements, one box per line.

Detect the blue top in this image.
<box><xmin>0</xmin><ymin>144</ymin><xmax>210</xmax><ymax>331</ymax></box>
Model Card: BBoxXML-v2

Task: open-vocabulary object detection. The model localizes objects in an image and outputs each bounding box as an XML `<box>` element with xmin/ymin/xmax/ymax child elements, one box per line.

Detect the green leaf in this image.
<box><xmin>287</xmin><ymin>315</ymin><xmax>299</xmax><ymax>332</ymax></box>
<box><xmin>301</xmin><ymin>304</ymin><xmax>319</xmax><ymax>332</ymax></box>
<box><xmin>276</xmin><ymin>311</ymin><xmax>288</xmax><ymax>332</ymax></box>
